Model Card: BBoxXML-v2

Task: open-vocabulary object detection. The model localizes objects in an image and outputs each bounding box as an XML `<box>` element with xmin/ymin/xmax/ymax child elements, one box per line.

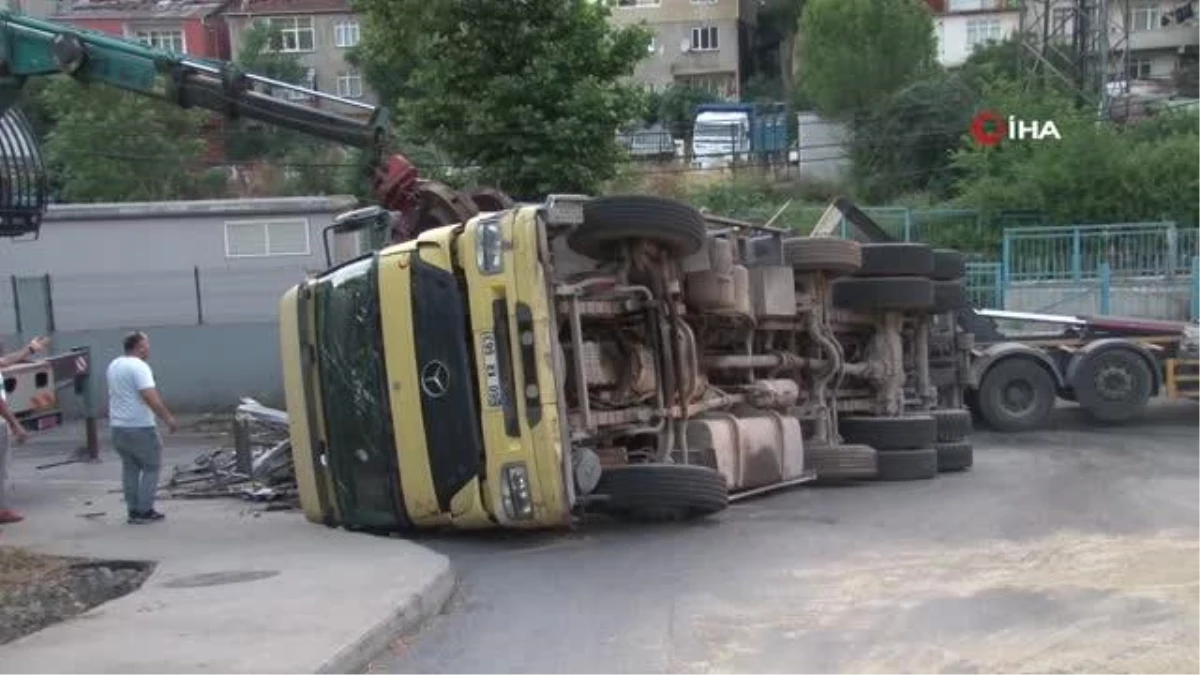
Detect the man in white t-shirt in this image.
<box><xmin>107</xmin><ymin>331</ymin><xmax>177</xmax><ymax>525</ymax></box>
<box><xmin>0</xmin><ymin>335</ymin><xmax>48</xmax><ymax>530</ymax></box>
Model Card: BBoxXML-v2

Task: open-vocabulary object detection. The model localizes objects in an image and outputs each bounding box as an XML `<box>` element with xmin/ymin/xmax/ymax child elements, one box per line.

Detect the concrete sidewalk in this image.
<box><xmin>0</xmin><ymin>418</ymin><xmax>455</xmax><ymax>674</ymax></box>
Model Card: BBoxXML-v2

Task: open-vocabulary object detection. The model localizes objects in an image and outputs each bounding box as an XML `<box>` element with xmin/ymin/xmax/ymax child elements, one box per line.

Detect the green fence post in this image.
<box><xmin>993</xmin><ymin>263</ymin><xmax>1005</xmax><ymax>310</ymax></box>
<box><xmin>1191</xmin><ymin>256</ymin><xmax>1199</xmax><ymax>322</ymax></box>
<box><xmin>1071</xmin><ymin>228</ymin><xmax>1082</xmax><ymax>282</ymax></box>
<box><xmin>1098</xmin><ymin>262</ymin><xmax>1111</xmax><ymax>315</ymax></box>
<box><xmin>903</xmin><ymin>209</ymin><xmax>913</xmax><ymax>242</ymax></box>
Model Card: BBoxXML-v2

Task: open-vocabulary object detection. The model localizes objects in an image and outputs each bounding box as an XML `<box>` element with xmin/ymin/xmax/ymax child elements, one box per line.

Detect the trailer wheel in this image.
<box><xmin>975</xmin><ymin>357</ymin><xmax>1056</xmax><ymax>432</ymax></box>
<box><xmin>591</xmin><ymin>463</ymin><xmax>729</xmax><ymax>522</ymax></box>
<box><xmin>783</xmin><ymin>237</ymin><xmax>862</xmax><ymax>275</ymax></box>
<box><xmin>931</xmin><ymin>281</ymin><xmax>968</xmax><ymax>313</ymax></box>
<box><xmin>831</xmin><ymin>277</ymin><xmax>934</xmax><ymax>311</ymax></box>
<box><xmin>932</xmin><ymin>249</ymin><xmax>967</xmax><ymax>281</ymax></box>
<box><xmin>569</xmin><ymin>195</ymin><xmax>708</xmax><ymax>261</ymax></box>
<box><xmin>931</xmin><ymin>408</ymin><xmax>972</xmax><ymax>442</ymax></box>
<box><xmin>1072</xmin><ymin>348</ymin><xmax>1153</xmax><ymax>424</ymax></box>
<box><xmin>935</xmin><ymin>441</ymin><xmax>973</xmax><ymax>472</ymax></box>
<box><xmin>838</xmin><ymin>415</ymin><xmax>937</xmax><ymax>450</ymax></box>
<box><xmin>875</xmin><ymin>447</ymin><xmax>938</xmax><ymax>481</ymax></box>
<box><xmin>856</xmin><ymin>243</ymin><xmax>935</xmax><ymax>277</ymax></box>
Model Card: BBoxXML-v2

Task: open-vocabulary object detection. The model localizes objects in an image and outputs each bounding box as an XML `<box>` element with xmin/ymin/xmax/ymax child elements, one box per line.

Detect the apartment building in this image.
<box><xmin>604</xmin><ymin>0</ymin><xmax>759</xmax><ymax>100</ymax></box>
<box><xmin>45</xmin><ymin>0</ymin><xmax>233</xmax><ymax>59</ymax></box>
<box><xmin>927</xmin><ymin>0</ymin><xmax>1022</xmax><ymax>67</ymax></box>
<box><xmin>0</xmin><ymin>0</ymin><xmax>64</xmax><ymax>17</ymax></box>
<box><xmin>222</xmin><ymin>0</ymin><xmax>373</xmax><ymax>109</ymax></box>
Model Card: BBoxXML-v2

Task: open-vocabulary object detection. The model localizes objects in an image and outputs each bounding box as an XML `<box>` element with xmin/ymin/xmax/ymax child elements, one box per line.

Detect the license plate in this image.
<box><xmin>479</xmin><ymin>331</ymin><xmax>504</xmax><ymax>408</ymax></box>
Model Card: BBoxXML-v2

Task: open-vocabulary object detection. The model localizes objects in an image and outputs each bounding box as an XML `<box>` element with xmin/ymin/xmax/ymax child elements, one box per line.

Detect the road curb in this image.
<box><xmin>315</xmin><ymin>557</ymin><xmax>456</xmax><ymax>674</ymax></box>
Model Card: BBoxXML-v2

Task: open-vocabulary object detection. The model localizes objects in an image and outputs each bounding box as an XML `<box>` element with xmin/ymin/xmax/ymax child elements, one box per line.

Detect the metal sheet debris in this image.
<box><xmin>160</xmin><ymin>398</ymin><xmax>297</xmax><ymax>508</ymax></box>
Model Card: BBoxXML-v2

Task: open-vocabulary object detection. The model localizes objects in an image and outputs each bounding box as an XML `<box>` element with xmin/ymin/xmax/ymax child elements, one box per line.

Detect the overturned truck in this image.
<box><xmin>279</xmin><ymin>195</ymin><xmax>975</xmax><ymax>532</ymax></box>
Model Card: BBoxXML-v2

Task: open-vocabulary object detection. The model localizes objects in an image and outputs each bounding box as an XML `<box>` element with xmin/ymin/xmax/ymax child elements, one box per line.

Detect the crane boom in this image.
<box><xmin>0</xmin><ymin>10</ymin><xmax>510</xmax><ymax>243</ymax></box>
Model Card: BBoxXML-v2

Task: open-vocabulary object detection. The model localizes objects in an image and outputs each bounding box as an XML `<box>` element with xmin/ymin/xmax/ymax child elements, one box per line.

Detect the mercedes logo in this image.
<box><xmin>420</xmin><ymin>359</ymin><xmax>450</xmax><ymax>398</ymax></box>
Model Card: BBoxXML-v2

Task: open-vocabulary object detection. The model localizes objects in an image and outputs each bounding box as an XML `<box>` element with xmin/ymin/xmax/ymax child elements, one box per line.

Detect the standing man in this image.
<box><xmin>0</xmin><ymin>335</ymin><xmax>49</xmax><ymax>528</ymax></box>
<box><xmin>107</xmin><ymin>331</ymin><xmax>177</xmax><ymax>525</ymax></box>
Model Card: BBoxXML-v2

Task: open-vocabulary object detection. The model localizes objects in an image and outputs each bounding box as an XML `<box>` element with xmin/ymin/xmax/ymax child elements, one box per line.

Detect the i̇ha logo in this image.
<box><xmin>970</xmin><ymin>110</ymin><xmax>1062</xmax><ymax>147</ymax></box>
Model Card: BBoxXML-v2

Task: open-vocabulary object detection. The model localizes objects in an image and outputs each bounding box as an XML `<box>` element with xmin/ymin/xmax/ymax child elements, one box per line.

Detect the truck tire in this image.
<box><xmin>856</xmin><ymin>243</ymin><xmax>935</xmax><ymax>277</ymax></box>
<box><xmin>591</xmin><ymin>463</ymin><xmax>729</xmax><ymax>522</ymax></box>
<box><xmin>838</xmin><ymin>415</ymin><xmax>937</xmax><ymax>450</ymax></box>
<box><xmin>876</xmin><ymin>447</ymin><xmax>938</xmax><ymax>481</ymax></box>
<box><xmin>1072</xmin><ymin>347</ymin><xmax>1154</xmax><ymax>424</ymax></box>
<box><xmin>931</xmin><ymin>408</ymin><xmax>972</xmax><ymax>442</ymax></box>
<box><xmin>783</xmin><ymin>237</ymin><xmax>862</xmax><ymax>275</ymax></box>
<box><xmin>974</xmin><ymin>357</ymin><xmax>1056</xmax><ymax>432</ymax></box>
<box><xmin>932</xmin><ymin>249</ymin><xmax>967</xmax><ymax>281</ymax></box>
<box><xmin>931</xmin><ymin>281</ymin><xmax>968</xmax><ymax>313</ymax></box>
<box><xmin>806</xmin><ymin>443</ymin><xmax>877</xmax><ymax>482</ymax></box>
<box><xmin>831</xmin><ymin>277</ymin><xmax>934</xmax><ymax>311</ymax></box>
<box><xmin>935</xmin><ymin>441</ymin><xmax>973</xmax><ymax>472</ymax></box>
<box><xmin>569</xmin><ymin>195</ymin><xmax>708</xmax><ymax>261</ymax></box>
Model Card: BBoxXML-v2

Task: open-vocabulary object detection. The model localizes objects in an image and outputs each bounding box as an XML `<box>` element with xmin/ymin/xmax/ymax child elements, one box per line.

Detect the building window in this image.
<box><xmin>966</xmin><ymin>18</ymin><xmax>1003</xmax><ymax>48</ymax></box>
<box><xmin>1131</xmin><ymin>3</ymin><xmax>1162</xmax><ymax>31</ymax></box>
<box><xmin>611</xmin><ymin>0</ymin><xmax>660</xmax><ymax>7</ymax></box>
<box><xmin>334</xmin><ymin>20</ymin><xmax>360</xmax><ymax>48</ymax></box>
<box><xmin>135</xmin><ymin>29</ymin><xmax>185</xmax><ymax>54</ymax></box>
<box><xmin>225</xmin><ymin>219</ymin><xmax>312</xmax><ymax>258</ymax></box>
<box><xmin>336</xmin><ymin>71</ymin><xmax>364</xmax><ymax>99</ymax></box>
<box><xmin>691</xmin><ymin>26</ymin><xmax>719</xmax><ymax>52</ymax></box>
<box><xmin>690</xmin><ymin>0</ymin><xmax>718</xmax><ymax>5</ymax></box>
<box><xmin>1128</xmin><ymin>58</ymin><xmax>1153</xmax><ymax>79</ymax></box>
<box><xmin>267</xmin><ymin>16</ymin><xmax>315</xmax><ymax>52</ymax></box>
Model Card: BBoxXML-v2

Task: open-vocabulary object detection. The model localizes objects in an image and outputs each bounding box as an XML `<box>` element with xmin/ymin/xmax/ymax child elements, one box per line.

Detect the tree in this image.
<box><xmin>224</xmin><ymin>22</ymin><xmax>314</xmax><ymax>163</ymax></box>
<box><xmin>353</xmin><ymin>0</ymin><xmax>651</xmax><ymax>199</ymax></box>
<box><xmin>796</xmin><ymin>0</ymin><xmax>937</xmax><ymax>120</ymax></box>
<box><xmin>39</xmin><ymin>76</ymin><xmax>221</xmax><ymax>202</ymax></box>
<box><xmin>746</xmin><ymin>0</ymin><xmax>805</xmax><ymax>106</ymax></box>
<box><xmin>847</xmin><ymin>71</ymin><xmax>978</xmax><ymax>202</ymax></box>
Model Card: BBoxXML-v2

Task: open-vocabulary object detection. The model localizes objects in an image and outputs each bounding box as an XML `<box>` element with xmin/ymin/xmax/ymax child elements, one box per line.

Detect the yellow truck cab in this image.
<box><xmin>280</xmin><ymin>201</ymin><xmax>575</xmax><ymax>531</ymax></box>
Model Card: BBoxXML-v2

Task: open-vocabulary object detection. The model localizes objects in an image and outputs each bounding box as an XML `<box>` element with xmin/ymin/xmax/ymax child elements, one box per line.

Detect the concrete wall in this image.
<box><xmin>795</xmin><ymin>112</ymin><xmax>850</xmax><ymax>184</ymax></box>
<box><xmin>1004</xmin><ymin>279</ymin><xmax>1195</xmax><ymax>320</ymax></box>
<box><xmin>7</xmin><ymin>322</ymin><xmax>285</xmax><ymax>417</ymax></box>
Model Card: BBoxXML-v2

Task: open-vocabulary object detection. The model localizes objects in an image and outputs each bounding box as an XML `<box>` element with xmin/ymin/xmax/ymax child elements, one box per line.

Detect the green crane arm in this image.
<box><xmin>0</xmin><ymin>10</ymin><xmax>389</xmax><ymax>150</ymax></box>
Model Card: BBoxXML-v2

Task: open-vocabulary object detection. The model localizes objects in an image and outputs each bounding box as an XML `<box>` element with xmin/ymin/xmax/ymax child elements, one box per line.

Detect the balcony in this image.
<box><xmin>1129</xmin><ymin>23</ymin><xmax>1199</xmax><ymax>52</ymax></box>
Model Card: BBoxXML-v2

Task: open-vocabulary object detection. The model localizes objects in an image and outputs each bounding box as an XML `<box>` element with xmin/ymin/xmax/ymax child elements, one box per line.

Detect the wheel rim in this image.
<box><xmin>1095</xmin><ymin>363</ymin><xmax>1134</xmax><ymax>401</ymax></box>
<box><xmin>1001</xmin><ymin>378</ymin><xmax>1038</xmax><ymax>416</ymax></box>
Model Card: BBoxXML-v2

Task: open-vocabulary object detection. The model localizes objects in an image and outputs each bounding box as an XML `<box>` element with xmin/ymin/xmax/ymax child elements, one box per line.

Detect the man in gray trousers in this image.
<box><xmin>107</xmin><ymin>331</ymin><xmax>177</xmax><ymax>524</ymax></box>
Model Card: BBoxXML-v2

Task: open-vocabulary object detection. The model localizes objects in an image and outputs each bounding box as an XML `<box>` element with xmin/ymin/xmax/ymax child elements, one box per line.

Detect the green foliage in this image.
<box><xmin>40</xmin><ymin>77</ymin><xmax>214</xmax><ymax>202</ymax></box>
<box><xmin>796</xmin><ymin>0</ymin><xmax>936</xmax><ymax>120</ymax></box>
<box><xmin>847</xmin><ymin>71</ymin><xmax>977</xmax><ymax>202</ymax></box>
<box><xmin>746</xmin><ymin>0</ymin><xmax>806</xmax><ymax>104</ymax></box>
<box><xmin>354</xmin><ymin>0</ymin><xmax>651</xmax><ymax>199</ymax></box>
<box><xmin>642</xmin><ymin>84</ymin><xmax>722</xmax><ymax>138</ymax></box>
<box><xmin>950</xmin><ymin>79</ymin><xmax>1200</xmax><ymax>228</ymax></box>
<box><xmin>225</xmin><ymin>23</ymin><xmax>317</xmax><ymax>163</ymax></box>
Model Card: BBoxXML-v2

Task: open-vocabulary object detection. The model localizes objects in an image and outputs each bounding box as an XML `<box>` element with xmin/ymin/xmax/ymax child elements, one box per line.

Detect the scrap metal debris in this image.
<box><xmin>161</xmin><ymin>398</ymin><xmax>297</xmax><ymax>508</ymax></box>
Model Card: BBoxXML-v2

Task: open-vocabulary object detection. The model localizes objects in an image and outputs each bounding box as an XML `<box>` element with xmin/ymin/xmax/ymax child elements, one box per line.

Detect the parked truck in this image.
<box><xmin>690</xmin><ymin>102</ymin><xmax>788</xmax><ymax>170</ymax></box>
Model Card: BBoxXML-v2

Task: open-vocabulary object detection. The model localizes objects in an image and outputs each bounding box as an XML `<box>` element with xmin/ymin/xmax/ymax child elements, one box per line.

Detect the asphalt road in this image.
<box><xmin>374</xmin><ymin>401</ymin><xmax>1199</xmax><ymax>674</ymax></box>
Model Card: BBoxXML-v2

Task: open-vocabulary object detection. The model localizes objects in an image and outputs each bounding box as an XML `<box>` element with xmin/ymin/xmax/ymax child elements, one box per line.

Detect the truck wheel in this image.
<box><xmin>876</xmin><ymin>447</ymin><xmax>938</xmax><ymax>481</ymax></box>
<box><xmin>783</xmin><ymin>237</ymin><xmax>862</xmax><ymax>276</ymax></box>
<box><xmin>931</xmin><ymin>281</ymin><xmax>968</xmax><ymax>313</ymax></box>
<box><xmin>831</xmin><ymin>277</ymin><xmax>934</xmax><ymax>311</ymax></box>
<box><xmin>569</xmin><ymin>195</ymin><xmax>708</xmax><ymax>261</ymax></box>
<box><xmin>975</xmin><ymin>357</ymin><xmax>1056</xmax><ymax>432</ymax></box>
<box><xmin>932</xmin><ymin>249</ymin><xmax>966</xmax><ymax>281</ymax></box>
<box><xmin>1072</xmin><ymin>348</ymin><xmax>1154</xmax><ymax>424</ymax></box>
<box><xmin>935</xmin><ymin>441</ymin><xmax>973</xmax><ymax>472</ymax></box>
<box><xmin>856</xmin><ymin>243</ymin><xmax>935</xmax><ymax>277</ymax></box>
<box><xmin>591</xmin><ymin>463</ymin><xmax>729</xmax><ymax>522</ymax></box>
<box><xmin>805</xmin><ymin>443</ymin><xmax>877</xmax><ymax>482</ymax></box>
<box><xmin>838</xmin><ymin>415</ymin><xmax>937</xmax><ymax>450</ymax></box>
<box><xmin>931</xmin><ymin>408</ymin><xmax>972</xmax><ymax>442</ymax></box>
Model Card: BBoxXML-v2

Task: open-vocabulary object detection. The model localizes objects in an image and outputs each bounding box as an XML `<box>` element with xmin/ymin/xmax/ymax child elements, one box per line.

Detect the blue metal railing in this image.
<box><xmin>965</xmin><ymin>261</ymin><xmax>1003</xmax><ymax>309</ymax></box>
<box><xmin>1001</xmin><ymin>222</ymin><xmax>1199</xmax><ymax>283</ymax></box>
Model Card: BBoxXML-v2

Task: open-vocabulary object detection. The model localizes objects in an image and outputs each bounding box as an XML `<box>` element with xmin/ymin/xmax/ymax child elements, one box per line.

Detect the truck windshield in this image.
<box><xmin>694</xmin><ymin>122</ymin><xmax>743</xmax><ymax>141</ymax></box>
<box><xmin>310</xmin><ymin>255</ymin><xmax>407</xmax><ymax>529</ymax></box>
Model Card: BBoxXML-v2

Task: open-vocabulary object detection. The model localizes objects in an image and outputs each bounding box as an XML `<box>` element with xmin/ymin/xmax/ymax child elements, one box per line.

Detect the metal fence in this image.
<box><xmin>0</xmin><ymin>266</ymin><xmax>313</xmax><ymax>334</ymax></box>
<box><xmin>1001</xmin><ymin>222</ymin><xmax>1199</xmax><ymax>282</ymax></box>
